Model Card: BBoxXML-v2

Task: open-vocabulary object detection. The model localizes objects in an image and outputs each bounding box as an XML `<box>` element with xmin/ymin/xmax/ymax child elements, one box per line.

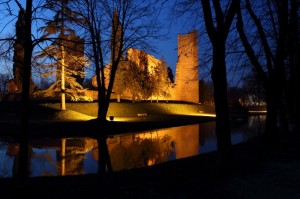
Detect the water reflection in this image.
<box><xmin>0</xmin><ymin>115</ymin><xmax>265</xmax><ymax>178</ymax></box>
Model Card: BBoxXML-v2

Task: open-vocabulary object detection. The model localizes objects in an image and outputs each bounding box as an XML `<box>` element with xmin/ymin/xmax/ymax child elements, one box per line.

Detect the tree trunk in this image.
<box><xmin>264</xmin><ymin>80</ymin><xmax>279</xmax><ymax>144</ymax></box>
<box><xmin>19</xmin><ymin>0</ymin><xmax>33</xmax><ymax>178</ymax></box>
<box><xmin>212</xmin><ymin>40</ymin><xmax>232</xmax><ymax>164</ymax></box>
<box><xmin>97</xmin><ymin>134</ymin><xmax>112</xmax><ymax>175</ymax></box>
<box><xmin>97</xmin><ymin>86</ymin><xmax>108</xmax><ymax>122</ymax></box>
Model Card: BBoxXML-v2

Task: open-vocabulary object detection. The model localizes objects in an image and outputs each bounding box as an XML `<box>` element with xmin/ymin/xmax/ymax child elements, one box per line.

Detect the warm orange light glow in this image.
<box><xmin>196</xmin><ymin>113</ymin><xmax>216</xmax><ymax>117</ymax></box>
<box><xmin>248</xmin><ymin>111</ymin><xmax>267</xmax><ymax>113</ymax></box>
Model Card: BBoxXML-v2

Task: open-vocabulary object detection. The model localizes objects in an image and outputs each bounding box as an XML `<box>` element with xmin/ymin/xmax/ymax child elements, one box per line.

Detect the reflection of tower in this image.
<box><xmin>174</xmin><ymin>30</ymin><xmax>199</xmax><ymax>103</ymax></box>
<box><xmin>173</xmin><ymin>125</ymin><xmax>199</xmax><ymax>158</ymax></box>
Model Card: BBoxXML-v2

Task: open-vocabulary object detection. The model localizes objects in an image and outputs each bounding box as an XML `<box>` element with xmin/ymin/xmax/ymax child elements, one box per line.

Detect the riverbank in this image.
<box><xmin>0</xmin><ymin>101</ymin><xmax>217</xmax><ymax>137</ymax></box>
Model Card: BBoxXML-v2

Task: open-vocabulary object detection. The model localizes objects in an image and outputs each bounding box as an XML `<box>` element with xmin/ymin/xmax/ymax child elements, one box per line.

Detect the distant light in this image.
<box><xmin>248</xmin><ymin>111</ymin><xmax>267</xmax><ymax>113</ymax></box>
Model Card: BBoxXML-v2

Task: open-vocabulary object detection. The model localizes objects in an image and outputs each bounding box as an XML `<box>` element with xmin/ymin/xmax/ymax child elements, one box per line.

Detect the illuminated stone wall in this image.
<box><xmin>91</xmin><ymin>30</ymin><xmax>200</xmax><ymax>103</ymax></box>
<box><xmin>174</xmin><ymin>30</ymin><xmax>199</xmax><ymax>103</ymax></box>
<box><xmin>126</xmin><ymin>48</ymin><xmax>161</xmax><ymax>74</ymax></box>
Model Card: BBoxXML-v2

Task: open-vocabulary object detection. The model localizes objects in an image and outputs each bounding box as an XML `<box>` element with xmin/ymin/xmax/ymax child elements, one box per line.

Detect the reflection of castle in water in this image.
<box><xmin>0</xmin><ymin>116</ymin><xmax>265</xmax><ymax>177</ymax></box>
<box><xmin>4</xmin><ymin>138</ymin><xmax>98</xmax><ymax>177</ymax></box>
<box><xmin>105</xmin><ymin>124</ymin><xmax>204</xmax><ymax>171</ymax></box>
<box><xmin>1</xmin><ymin>122</ymin><xmax>220</xmax><ymax>177</ymax></box>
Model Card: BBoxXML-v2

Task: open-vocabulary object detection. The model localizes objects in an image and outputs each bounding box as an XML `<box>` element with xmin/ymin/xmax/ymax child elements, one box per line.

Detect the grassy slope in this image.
<box><xmin>0</xmin><ymin>102</ymin><xmax>217</xmax><ymax>136</ymax></box>
<box><xmin>1</xmin><ymin>101</ymin><xmax>264</xmax><ymax>121</ymax></box>
<box><xmin>35</xmin><ymin>102</ymin><xmax>216</xmax><ymax>119</ymax></box>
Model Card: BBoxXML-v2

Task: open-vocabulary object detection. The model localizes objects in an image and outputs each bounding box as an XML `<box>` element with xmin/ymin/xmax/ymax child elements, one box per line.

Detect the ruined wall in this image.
<box><xmin>174</xmin><ymin>30</ymin><xmax>199</xmax><ymax>103</ymax></box>
<box><xmin>90</xmin><ymin>30</ymin><xmax>200</xmax><ymax>103</ymax></box>
<box><xmin>126</xmin><ymin>48</ymin><xmax>161</xmax><ymax>74</ymax></box>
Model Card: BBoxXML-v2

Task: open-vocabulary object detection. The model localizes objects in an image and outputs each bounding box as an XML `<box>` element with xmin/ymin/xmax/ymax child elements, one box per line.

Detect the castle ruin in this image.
<box><xmin>91</xmin><ymin>30</ymin><xmax>200</xmax><ymax>103</ymax></box>
<box><xmin>174</xmin><ymin>30</ymin><xmax>199</xmax><ymax>103</ymax></box>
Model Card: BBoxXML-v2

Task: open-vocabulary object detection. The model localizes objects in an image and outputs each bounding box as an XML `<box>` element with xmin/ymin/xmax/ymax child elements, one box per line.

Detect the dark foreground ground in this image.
<box><xmin>0</xmin><ymin>122</ymin><xmax>299</xmax><ymax>199</ymax></box>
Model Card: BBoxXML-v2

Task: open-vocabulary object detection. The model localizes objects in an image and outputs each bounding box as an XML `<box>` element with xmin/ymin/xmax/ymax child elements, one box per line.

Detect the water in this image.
<box><xmin>0</xmin><ymin>115</ymin><xmax>265</xmax><ymax>178</ymax></box>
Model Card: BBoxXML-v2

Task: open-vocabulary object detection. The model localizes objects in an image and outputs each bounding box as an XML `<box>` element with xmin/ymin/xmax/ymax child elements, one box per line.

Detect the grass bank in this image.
<box><xmin>0</xmin><ymin>101</ymin><xmax>216</xmax><ymax>120</ymax></box>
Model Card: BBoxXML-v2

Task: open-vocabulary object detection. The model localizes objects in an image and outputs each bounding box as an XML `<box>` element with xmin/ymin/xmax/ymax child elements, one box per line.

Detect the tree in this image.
<box><xmin>0</xmin><ymin>73</ymin><xmax>10</xmax><ymax>94</ymax></box>
<box><xmin>19</xmin><ymin>0</ymin><xmax>33</xmax><ymax>179</ymax></box>
<box><xmin>1</xmin><ymin>0</ymin><xmax>82</xmax><ymax>177</ymax></box>
<box><xmin>166</xmin><ymin>64</ymin><xmax>174</xmax><ymax>84</ymax></box>
<box><xmin>199</xmin><ymin>80</ymin><xmax>214</xmax><ymax>105</ymax></box>
<box><xmin>168</xmin><ymin>0</ymin><xmax>240</xmax><ymax>163</ymax></box>
<box><xmin>111</xmin><ymin>60</ymin><xmax>127</xmax><ymax>102</ymax></box>
<box><xmin>236</xmin><ymin>0</ymin><xmax>296</xmax><ymax>141</ymax></box>
<box><xmin>13</xmin><ymin>9</ymin><xmax>26</xmax><ymax>93</ymax></box>
<box><xmin>35</xmin><ymin>0</ymin><xmax>87</xmax><ymax>109</ymax></box>
<box><xmin>124</xmin><ymin>51</ymin><xmax>153</xmax><ymax>101</ymax></box>
<box><xmin>242</xmin><ymin>73</ymin><xmax>266</xmax><ymax>106</ymax></box>
<box><xmin>200</xmin><ymin>0</ymin><xmax>241</xmax><ymax>164</ymax></box>
<box><xmin>285</xmin><ymin>0</ymin><xmax>300</xmax><ymax>128</ymax></box>
<box><xmin>150</xmin><ymin>57</ymin><xmax>172</xmax><ymax>101</ymax></box>
<box><xmin>12</xmin><ymin>8</ymin><xmax>36</xmax><ymax>94</ymax></box>
<box><xmin>72</xmin><ymin>0</ymin><xmax>162</xmax><ymax>121</ymax></box>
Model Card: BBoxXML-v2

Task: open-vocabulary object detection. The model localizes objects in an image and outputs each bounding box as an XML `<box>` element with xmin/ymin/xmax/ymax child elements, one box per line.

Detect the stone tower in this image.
<box><xmin>174</xmin><ymin>30</ymin><xmax>199</xmax><ymax>103</ymax></box>
<box><xmin>111</xmin><ymin>9</ymin><xmax>123</xmax><ymax>63</ymax></box>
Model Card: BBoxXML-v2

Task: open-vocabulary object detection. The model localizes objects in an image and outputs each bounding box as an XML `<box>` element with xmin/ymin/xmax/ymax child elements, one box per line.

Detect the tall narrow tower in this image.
<box><xmin>174</xmin><ymin>30</ymin><xmax>199</xmax><ymax>103</ymax></box>
<box><xmin>111</xmin><ymin>9</ymin><xmax>123</xmax><ymax>63</ymax></box>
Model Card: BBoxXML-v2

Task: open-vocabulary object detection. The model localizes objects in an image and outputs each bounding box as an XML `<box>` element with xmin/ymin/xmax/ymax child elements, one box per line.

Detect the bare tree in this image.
<box><xmin>200</xmin><ymin>0</ymin><xmax>241</xmax><ymax>164</ymax></box>
<box><xmin>236</xmin><ymin>0</ymin><xmax>296</xmax><ymax>141</ymax></box>
<box><xmin>19</xmin><ymin>0</ymin><xmax>33</xmax><ymax>179</ymax></box>
<box><xmin>286</xmin><ymin>0</ymin><xmax>300</xmax><ymax>128</ymax></box>
<box><xmin>0</xmin><ymin>0</ymin><xmax>58</xmax><ymax>178</ymax></box>
<box><xmin>72</xmin><ymin>0</ymin><xmax>162</xmax><ymax>121</ymax></box>
<box><xmin>169</xmin><ymin>0</ymin><xmax>240</xmax><ymax>164</ymax></box>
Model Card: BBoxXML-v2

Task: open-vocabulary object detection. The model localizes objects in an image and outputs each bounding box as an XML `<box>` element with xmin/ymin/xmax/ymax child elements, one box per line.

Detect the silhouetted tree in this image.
<box><xmin>19</xmin><ymin>0</ymin><xmax>33</xmax><ymax>179</ymax></box>
<box><xmin>169</xmin><ymin>0</ymin><xmax>240</xmax><ymax>164</ymax></box>
<box><xmin>72</xmin><ymin>0</ymin><xmax>162</xmax><ymax>121</ymax></box>
<box><xmin>199</xmin><ymin>80</ymin><xmax>214</xmax><ymax>105</ymax></box>
<box><xmin>167</xmin><ymin>65</ymin><xmax>174</xmax><ymax>84</ymax></box>
<box><xmin>285</xmin><ymin>0</ymin><xmax>300</xmax><ymax>128</ymax></box>
<box><xmin>242</xmin><ymin>73</ymin><xmax>265</xmax><ymax>106</ymax></box>
<box><xmin>0</xmin><ymin>73</ymin><xmax>10</xmax><ymax>93</ymax></box>
<box><xmin>13</xmin><ymin>8</ymin><xmax>36</xmax><ymax>94</ymax></box>
<box><xmin>200</xmin><ymin>0</ymin><xmax>240</xmax><ymax>164</ymax></box>
<box><xmin>236</xmin><ymin>0</ymin><xmax>296</xmax><ymax>141</ymax></box>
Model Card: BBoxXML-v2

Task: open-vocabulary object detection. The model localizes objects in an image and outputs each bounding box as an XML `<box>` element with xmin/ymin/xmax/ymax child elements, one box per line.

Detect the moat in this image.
<box><xmin>0</xmin><ymin>115</ymin><xmax>265</xmax><ymax>178</ymax></box>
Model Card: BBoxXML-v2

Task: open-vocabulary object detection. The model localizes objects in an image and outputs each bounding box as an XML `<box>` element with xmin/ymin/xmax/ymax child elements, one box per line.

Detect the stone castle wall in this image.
<box><xmin>90</xmin><ymin>30</ymin><xmax>199</xmax><ymax>103</ymax></box>
<box><xmin>174</xmin><ymin>30</ymin><xmax>199</xmax><ymax>103</ymax></box>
